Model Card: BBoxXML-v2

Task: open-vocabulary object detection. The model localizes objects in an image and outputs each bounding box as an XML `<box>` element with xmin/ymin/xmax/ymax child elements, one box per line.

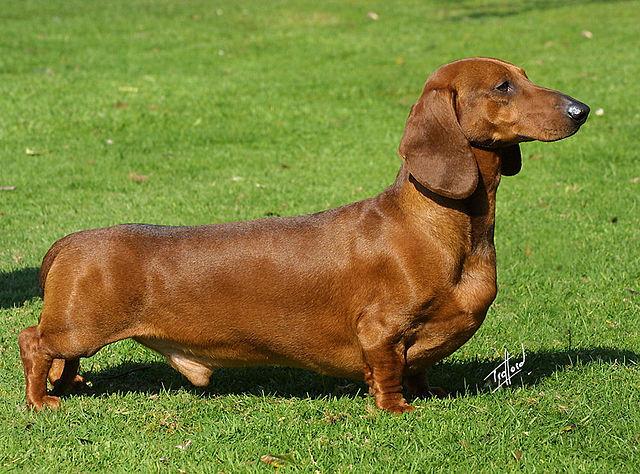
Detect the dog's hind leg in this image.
<box><xmin>19</xmin><ymin>302</ymin><xmax>131</xmax><ymax>409</ymax></box>
<box><xmin>48</xmin><ymin>358</ymin><xmax>85</xmax><ymax>396</ymax></box>
<box><xmin>18</xmin><ymin>326</ymin><xmax>59</xmax><ymax>410</ymax></box>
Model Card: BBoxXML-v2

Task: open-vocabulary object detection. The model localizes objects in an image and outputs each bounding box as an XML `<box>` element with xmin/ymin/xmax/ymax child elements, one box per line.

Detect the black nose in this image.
<box><xmin>567</xmin><ymin>100</ymin><xmax>590</xmax><ymax>123</ymax></box>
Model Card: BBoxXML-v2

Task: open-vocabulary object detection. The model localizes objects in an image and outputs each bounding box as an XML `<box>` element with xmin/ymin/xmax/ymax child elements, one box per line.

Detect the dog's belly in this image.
<box><xmin>135</xmin><ymin>329</ymin><xmax>365</xmax><ymax>384</ymax></box>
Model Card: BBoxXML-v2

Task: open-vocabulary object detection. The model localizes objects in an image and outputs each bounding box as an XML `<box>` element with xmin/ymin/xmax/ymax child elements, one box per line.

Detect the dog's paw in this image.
<box><xmin>385</xmin><ymin>402</ymin><xmax>415</xmax><ymax>414</ymax></box>
<box><xmin>426</xmin><ymin>386</ymin><xmax>449</xmax><ymax>399</ymax></box>
<box><xmin>51</xmin><ymin>374</ymin><xmax>88</xmax><ymax>396</ymax></box>
<box><xmin>376</xmin><ymin>394</ymin><xmax>415</xmax><ymax>414</ymax></box>
<box><xmin>29</xmin><ymin>395</ymin><xmax>61</xmax><ymax>411</ymax></box>
<box><xmin>409</xmin><ymin>385</ymin><xmax>449</xmax><ymax>400</ymax></box>
<box><xmin>72</xmin><ymin>374</ymin><xmax>88</xmax><ymax>389</ymax></box>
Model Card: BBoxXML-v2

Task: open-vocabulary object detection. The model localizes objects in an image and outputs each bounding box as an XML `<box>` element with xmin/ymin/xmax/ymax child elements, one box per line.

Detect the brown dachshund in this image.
<box><xmin>19</xmin><ymin>58</ymin><xmax>589</xmax><ymax>413</ymax></box>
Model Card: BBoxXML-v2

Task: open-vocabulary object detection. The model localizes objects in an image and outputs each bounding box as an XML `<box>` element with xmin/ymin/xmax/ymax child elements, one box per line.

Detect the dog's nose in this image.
<box><xmin>567</xmin><ymin>100</ymin><xmax>590</xmax><ymax>124</ymax></box>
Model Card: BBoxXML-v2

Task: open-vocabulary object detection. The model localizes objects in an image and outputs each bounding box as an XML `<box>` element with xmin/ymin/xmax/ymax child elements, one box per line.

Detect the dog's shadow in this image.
<box><xmin>78</xmin><ymin>347</ymin><xmax>639</xmax><ymax>401</ymax></box>
<box><xmin>0</xmin><ymin>267</ymin><xmax>40</xmax><ymax>309</ymax></box>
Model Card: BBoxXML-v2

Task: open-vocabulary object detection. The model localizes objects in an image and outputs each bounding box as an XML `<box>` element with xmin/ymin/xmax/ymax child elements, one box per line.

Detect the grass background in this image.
<box><xmin>1</xmin><ymin>0</ymin><xmax>639</xmax><ymax>471</ymax></box>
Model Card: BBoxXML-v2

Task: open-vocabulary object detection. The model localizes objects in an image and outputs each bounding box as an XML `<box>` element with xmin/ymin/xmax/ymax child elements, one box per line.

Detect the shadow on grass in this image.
<box><xmin>0</xmin><ymin>267</ymin><xmax>40</xmax><ymax>309</ymax></box>
<box><xmin>75</xmin><ymin>347</ymin><xmax>639</xmax><ymax>402</ymax></box>
<box><xmin>428</xmin><ymin>347</ymin><xmax>639</xmax><ymax>396</ymax></box>
<box><xmin>441</xmin><ymin>0</ymin><xmax>633</xmax><ymax>22</ymax></box>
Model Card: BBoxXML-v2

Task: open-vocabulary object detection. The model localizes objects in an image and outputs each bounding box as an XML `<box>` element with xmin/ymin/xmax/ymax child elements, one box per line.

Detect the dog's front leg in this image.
<box><xmin>363</xmin><ymin>361</ymin><xmax>413</xmax><ymax>413</ymax></box>
<box><xmin>404</xmin><ymin>371</ymin><xmax>448</xmax><ymax>399</ymax></box>
<box><xmin>357</xmin><ymin>322</ymin><xmax>413</xmax><ymax>414</ymax></box>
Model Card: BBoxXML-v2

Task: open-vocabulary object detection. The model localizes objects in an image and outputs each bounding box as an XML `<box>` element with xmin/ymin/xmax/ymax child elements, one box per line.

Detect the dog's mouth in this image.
<box><xmin>516</xmin><ymin>116</ymin><xmax>588</xmax><ymax>143</ymax></box>
<box><xmin>529</xmin><ymin>123</ymin><xmax>586</xmax><ymax>143</ymax></box>
<box><xmin>515</xmin><ymin>135</ymin><xmax>535</xmax><ymax>143</ymax></box>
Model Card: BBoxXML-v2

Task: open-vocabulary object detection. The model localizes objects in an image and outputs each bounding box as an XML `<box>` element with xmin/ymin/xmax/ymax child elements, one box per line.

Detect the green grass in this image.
<box><xmin>1</xmin><ymin>0</ymin><xmax>639</xmax><ymax>471</ymax></box>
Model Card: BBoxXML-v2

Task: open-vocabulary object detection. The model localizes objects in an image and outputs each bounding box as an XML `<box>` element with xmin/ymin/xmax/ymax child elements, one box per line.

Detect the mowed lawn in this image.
<box><xmin>1</xmin><ymin>0</ymin><xmax>639</xmax><ymax>471</ymax></box>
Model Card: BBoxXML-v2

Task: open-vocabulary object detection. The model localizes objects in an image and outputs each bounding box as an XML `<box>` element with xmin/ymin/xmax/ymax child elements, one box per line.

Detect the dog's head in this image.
<box><xmin>399</xmin><ymin>57</ymin><xmax>589</xmax><ymax>199</ymax></box>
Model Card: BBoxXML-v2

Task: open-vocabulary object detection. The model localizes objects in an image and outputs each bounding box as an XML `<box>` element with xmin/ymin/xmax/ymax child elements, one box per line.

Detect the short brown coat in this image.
<box><xmin>18</xmin><ymin>58</ymin><xmax>588</xmax><ymax>413</ymax></box>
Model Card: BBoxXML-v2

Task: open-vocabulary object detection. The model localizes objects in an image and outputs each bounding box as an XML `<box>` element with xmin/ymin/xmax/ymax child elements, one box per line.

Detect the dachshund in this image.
<box><xmin>19</xmin><ymin>57</ymin><xmax>589</xmax><ymax>413</ymax></box>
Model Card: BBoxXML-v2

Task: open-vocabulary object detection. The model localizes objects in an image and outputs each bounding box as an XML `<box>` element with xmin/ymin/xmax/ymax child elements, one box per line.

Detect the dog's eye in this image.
<box><xmin>495</xmin><ymin>81</ymin><xmax>511</xmax><ymax>92</ymax></box>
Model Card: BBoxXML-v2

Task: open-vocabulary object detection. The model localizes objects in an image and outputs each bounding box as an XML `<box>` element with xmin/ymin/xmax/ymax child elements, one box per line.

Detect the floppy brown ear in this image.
<box><xmin>499</xmin><ymin>144</ymin><xmax>522</xmax><ymax>176</ymax></box>
<box><xmin>398</xmin><ymin>88</ymin><xmax>478</xmax><ymax>199</ymax></box>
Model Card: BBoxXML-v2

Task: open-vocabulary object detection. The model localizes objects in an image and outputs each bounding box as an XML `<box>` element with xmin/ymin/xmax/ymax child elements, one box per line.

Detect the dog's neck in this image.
<box><xmin>466</xmin><ymin>147</ymin><xmax>501</xmax><ymax>250</ymax></box>
<box><xmin>392</xmin><ymin>147</ymin><xmax>502</xmax><ymax>254</ymax></box>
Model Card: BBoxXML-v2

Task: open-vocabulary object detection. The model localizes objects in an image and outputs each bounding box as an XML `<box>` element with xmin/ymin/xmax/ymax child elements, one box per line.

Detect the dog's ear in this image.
<box><xmin>499</xmin><ymin>144</ymin><xmax>522</xmax><ymax>176</ymax></box>
<box><xmin>398</xmin><ymin>88</ymin><xmax>478</xmax><ymax>199</ymax></box>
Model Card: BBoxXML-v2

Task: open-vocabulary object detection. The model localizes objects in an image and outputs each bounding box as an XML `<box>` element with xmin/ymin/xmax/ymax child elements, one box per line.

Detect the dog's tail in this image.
<box><xmin>38</xmin><ymin>234</ymin><xmax>76</xmax><ymax>294</ymax></box>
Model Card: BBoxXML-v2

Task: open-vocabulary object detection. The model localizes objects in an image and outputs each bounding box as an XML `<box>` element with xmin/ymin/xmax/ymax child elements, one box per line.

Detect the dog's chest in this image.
<box><xmin>405</xmin><ymin>252</ymin><xmax>497</xmax><ymax>368</ymax></box>
<box><xmin>405</xmin><ymin>306</ymin><xmax>489</xmax><ymax>370</ymax></box>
